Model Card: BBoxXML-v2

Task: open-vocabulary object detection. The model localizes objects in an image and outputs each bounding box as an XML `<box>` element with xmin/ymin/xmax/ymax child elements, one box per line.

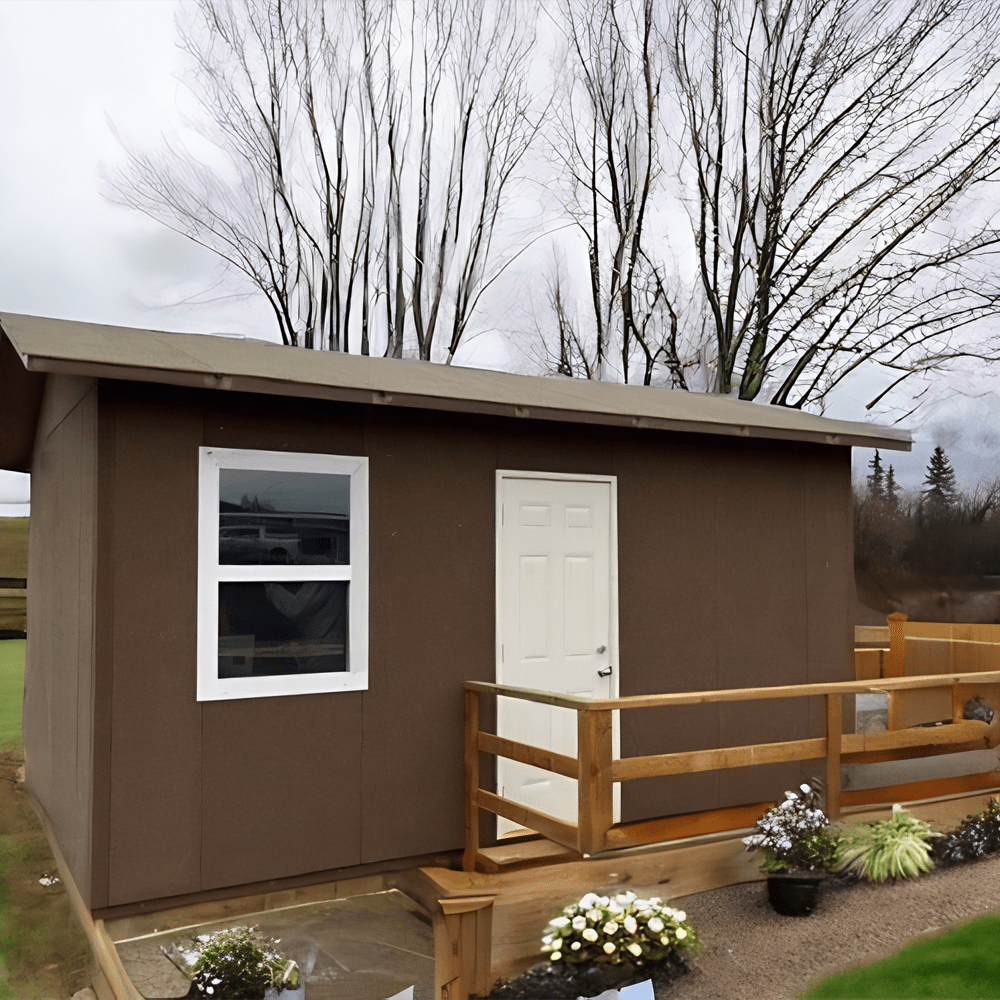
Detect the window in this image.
<box><xmin>197</xmin><ymin>447</ymin><xmax>368</xmax><ymax>701</ymax></box>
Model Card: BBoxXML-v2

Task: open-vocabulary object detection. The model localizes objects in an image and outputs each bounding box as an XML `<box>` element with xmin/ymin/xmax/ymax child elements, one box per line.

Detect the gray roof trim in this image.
<box><xmin>0</xmin><ymin>313</ymin><xmax>912</xmax><ymax>451</ymax></box>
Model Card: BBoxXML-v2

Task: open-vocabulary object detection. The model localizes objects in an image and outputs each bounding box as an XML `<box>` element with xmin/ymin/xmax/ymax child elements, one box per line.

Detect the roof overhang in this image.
<box><xmin>0</xmin><ymin>312</ymin><xmax>911</xmax><ymax>473</ymax></box>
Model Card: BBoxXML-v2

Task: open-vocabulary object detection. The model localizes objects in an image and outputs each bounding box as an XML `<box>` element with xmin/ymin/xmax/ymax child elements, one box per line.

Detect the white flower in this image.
<box><xmin>603</xmin><ymin>942</ymin><xmax>616</xmax><ymax>954</ymax></box>
<box><xmin>675</xmin><ymin>928</ymin><xmax>687</xmax><ymax>940</ymax></box>
<box><xmin>800</xmin><ymin>783</ymin><xmax>812</xmax><ymax>794</ymax></box>
<box><xmin>550</xmin><ymin>916</ymin><xmax>570</xmax><ymax>928</ymax></box>
<box><xmin>583</xmin><ymin>927</ymin><xmax>599</xmax><ymax>942</ymax></box>
<box><xmin>660</xmin><ymin>935</ymin><xmax>670</xmax><ymax>945</ymax></box>
<box><xmin>571</xmin><ymin>941</ymin><xmax>581</xmax><ymax>951</ymax></box>
<box><xmin>604</xmin><ymin>920</ymin><xmax>619</xmax><ymax>935</ymax></box>
<box><xmin>551</xmin><ymin>950</ymin><xmax>562</xmax><ymax>962</ymax></box>
<box><xmin>647</xmin><ymin>917</ymin><xmax>664</xmax><ymax>933</ymax></box>
<box><xmin>542</xmin><ymin>935</ymin><xmax>554</xmax><ymax>945</ymax></box>
<box><xmin>623</xmin><ymin>916</ymin><xmax>637</xmax><ymax>934</ymax></box>
<box><xmin>616</xmin><ymin>891</ymin><xmax>637</xmax><ymax>905</ymax></box>
<box><xmin>649</xmin><ymin>897</ymin><xmax>662</xmax><ymax>906</ymax></box>
<box><xmin>606</xmin><ymin>900</ymin><xmax>623</xmax><ymax>914</ymax></box>
<box><xmin>587</xmin><ymin>909</ymin><xmax>603</xmax><ymax>922</ymax></box>
<box><xmin>579</xmin><ymin>892</ymin><xmax>600</xmax><ymax>908</ymax></box>
<box><xmin>785</xmin><ymin>790</ymin><xmax>799</xmax><ymax>800</ymax></box>
<box><xmin>572</xmin><ymin>915</ymin><xmax>587</xmax><ymax>930</ymax></box>
<box><xmin>674</xmin><ymin>910</ymin><xmax>686</xmax><ymax>922</ymax></box>
<box><xmin>627</xmin><ymin>942</ymin><xmax>643</xmax><ymax>957</ymax></box>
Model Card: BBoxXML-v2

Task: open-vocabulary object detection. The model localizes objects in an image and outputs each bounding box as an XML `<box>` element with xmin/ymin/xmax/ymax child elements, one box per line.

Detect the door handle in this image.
<box><xmin>598</xmin><ymin>665</ymin><xmax>613</xmax><ymax>677</ymax></box>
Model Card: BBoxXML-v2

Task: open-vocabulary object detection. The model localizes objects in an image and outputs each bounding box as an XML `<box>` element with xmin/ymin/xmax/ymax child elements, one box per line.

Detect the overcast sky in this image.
<box><xmin>2</xmin><ymin>0</ymin><xmax>1000</xmax><ymax>517</ymax></box>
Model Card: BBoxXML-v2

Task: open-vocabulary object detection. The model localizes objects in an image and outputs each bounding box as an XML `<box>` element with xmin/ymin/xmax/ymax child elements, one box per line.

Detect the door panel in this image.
<box><xmin>497</xmin><ymin>474</ymin><xmax>617</xmax><ymax>831</ymax></box>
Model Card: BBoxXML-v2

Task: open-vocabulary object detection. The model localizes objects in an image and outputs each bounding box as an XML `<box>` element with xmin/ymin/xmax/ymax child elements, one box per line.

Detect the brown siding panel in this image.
<box><xmin>361</xmin><ymin>409</ymin><xmax>497</xmax><ymax>863</ymax></box>
<box><xmin>24</xmin><ymin>375</ymin><xmax>98</xmax><ymax>904</ymax></box>
<box><xmin>104</xmin><ymin>386</ymin><xmax>203</xmax><ymax>905</ymax></box>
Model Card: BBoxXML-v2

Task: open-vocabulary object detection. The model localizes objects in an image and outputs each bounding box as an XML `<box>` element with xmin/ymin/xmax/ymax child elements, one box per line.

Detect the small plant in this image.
<box><xmin>540</xmin><ymin>890</ymin><xmax>699</xmax><ymax>967</ymax></box>
<box><xmin>742</xmin><ymin>782</ymin><xmax>840</xmax><ymax>874</ymax></box>
<box><xmin>931</xmin><ymin>797</ymin><xmax>1000</xmax><ymax>867</ymax></box>
<box><xmin>835</xmin><ymin>805</ymin><xmax>939</xmax><ymax>882</ymax></box>
<box><xmin>188</xmin><ymin>925</ymin><xmax>298</xmax><ymax>999</ymax></box>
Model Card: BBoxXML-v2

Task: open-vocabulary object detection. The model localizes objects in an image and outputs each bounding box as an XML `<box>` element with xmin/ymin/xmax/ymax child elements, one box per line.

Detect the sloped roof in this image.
<box><xmin>0</xmin><ymin>312</ymin><xmax>911</xmax><ymax>468</ymax></box>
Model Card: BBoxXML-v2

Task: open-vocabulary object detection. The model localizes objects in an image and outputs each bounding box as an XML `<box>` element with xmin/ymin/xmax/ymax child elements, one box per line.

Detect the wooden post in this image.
<box><xmin>577</xmin><ymin>707</ymin><xmax>614</xmax><ymax>855</ymax></box>
<box><xmin>434</xmin><ymin>895</ymin><xmax>495</xmax><ymax>999</ymax></box>
<box><xmin>826</xmin><ymin>693</ymin><xmax>842</xmax><ymax>820</ymax></box>
<box><xmin>463</xmin><ymin>688</ymin><xmax>480</xmax><ymax>873</ymax></box>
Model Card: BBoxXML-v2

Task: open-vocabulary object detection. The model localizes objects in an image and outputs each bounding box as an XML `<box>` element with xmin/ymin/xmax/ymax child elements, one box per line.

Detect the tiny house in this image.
<box><xmin>0</xmin><ymin>312</ymin><xmax>910</xmax><ymax>921</ymax></box>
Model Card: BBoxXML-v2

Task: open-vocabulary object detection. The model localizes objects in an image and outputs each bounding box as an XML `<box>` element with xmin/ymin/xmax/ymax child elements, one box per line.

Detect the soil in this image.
<box><xmin>661</xmin><ymin>856</ymin><xmax>1000</xmax><ymax>1000</ymax></box>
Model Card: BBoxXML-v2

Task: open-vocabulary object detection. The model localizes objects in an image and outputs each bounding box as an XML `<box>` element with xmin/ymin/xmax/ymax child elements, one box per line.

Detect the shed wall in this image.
<box><xmin>23</xmin><ymin>375</ymin><xmax>98</xmax><ymax>903</ymax></box>
<box><xmin>94</xmin><ymin>381</ymin><xmax>853</xmax><ymax>908</ymax></box>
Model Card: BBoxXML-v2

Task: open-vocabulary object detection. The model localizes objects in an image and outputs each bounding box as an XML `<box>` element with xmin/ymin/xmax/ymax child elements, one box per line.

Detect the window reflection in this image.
<box><xmin>218</xmin><ymin>581</ymin><xmax>348</xmax><ymax>677</ymax></box>
<box><xmin>219</xmin><ymin>469</ymin><xmax>349</xmax><ymax>565</ymax></box>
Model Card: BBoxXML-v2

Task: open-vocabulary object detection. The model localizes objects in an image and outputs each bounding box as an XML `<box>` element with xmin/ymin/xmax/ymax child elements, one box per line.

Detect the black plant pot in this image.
<box><xmin>766</xmin><ymin>872</ymin><xmax>825</xmax><ymax>916</ymax></box>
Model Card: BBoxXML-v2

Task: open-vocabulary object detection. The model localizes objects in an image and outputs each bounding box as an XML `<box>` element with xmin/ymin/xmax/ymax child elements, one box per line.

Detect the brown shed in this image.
<box><xmin>0</xmin><ymin>312</ymin><xmax>910</xmax><ymax>918</ymax></box>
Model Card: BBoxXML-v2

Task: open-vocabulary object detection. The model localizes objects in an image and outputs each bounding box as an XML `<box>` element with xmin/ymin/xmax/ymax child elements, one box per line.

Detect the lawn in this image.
<box><xmin>802</xmin><ymin>912</ymin><xmax>1000</xmax><ymax>999</ymax></box>
<box><xmin>0</xmin><ymin>638</ymin><xmax>89</xmax><ymax>999</ymax></box>
<box><xmin>0</xmin><ymin>639</ymin><xmax>24</xmax><ymax>749</ymax></box>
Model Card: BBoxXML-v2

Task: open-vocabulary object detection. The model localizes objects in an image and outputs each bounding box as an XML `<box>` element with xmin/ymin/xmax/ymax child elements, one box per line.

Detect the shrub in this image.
<box><xmin>742</xmin><ymin>782</ymin><xmax>840</xmax><ymax>874</ymax></box>
<box><xmin>540</xmin><ymin>890</ymin><xmax>699</xmax><ymax>967</ymax></box>
<box><xmin>189</xmin><ymin>925</ymin><xmax>297</xmax><ymax>999</ymax></box>
<box><xmin>931</xmin><ymin>797</ymin><xmax>1000</xmax><ymax>867</ymax></box>
<box><xmin>835</xmin><ymin>805</ymin><xmax>939</xmax><ymax>882</ymax></box>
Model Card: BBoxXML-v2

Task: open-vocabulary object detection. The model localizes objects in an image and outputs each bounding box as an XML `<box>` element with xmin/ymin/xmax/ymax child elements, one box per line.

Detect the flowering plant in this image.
<box><xmin>742</xmin><ymin>782</ymin><xmax>840</xmax><ymax>874</ymax></box>
<box><xmin>540</xmin><ymin>890</ymin><xmax>698</xmax><ymax>967</ymax></box>
<box><xmin>187</xmin><ymin>925</ymin><xmax>298</xmax><ymax>998</ymax></box>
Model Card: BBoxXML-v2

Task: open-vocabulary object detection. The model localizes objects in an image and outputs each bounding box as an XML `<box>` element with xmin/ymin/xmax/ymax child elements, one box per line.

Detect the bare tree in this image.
<box><xmin>107</xmin><ymin>0</ymin><xmax>540</xmax><ymax>361</ymax></box>
<box><xmin>545</xmin><ymin>0</ymin><xmax>698</xmax><ymax>386</ymax></box>
<box><xmin>666</xmin><ymin>0</ymin><xmax>1000</xmax><ymax>407</ymax></box>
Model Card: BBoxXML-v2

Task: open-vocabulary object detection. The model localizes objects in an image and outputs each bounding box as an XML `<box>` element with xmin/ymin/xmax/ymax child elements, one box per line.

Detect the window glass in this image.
<box><xmin>218</xmin><ymin>581</ymin><xmax>348</xmax><ymax>677</ymax></box>
<box><xmin>218</xmin><ymin>469</ymin><xmax>350</xmax><ymax>565</ymax></box>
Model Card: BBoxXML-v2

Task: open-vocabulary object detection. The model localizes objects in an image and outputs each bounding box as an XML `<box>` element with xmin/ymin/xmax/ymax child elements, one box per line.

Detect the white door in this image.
<box><xmin>496</xmin><ymin>472</ymin><xmax>619</xmax><ymax>833</ymax></box>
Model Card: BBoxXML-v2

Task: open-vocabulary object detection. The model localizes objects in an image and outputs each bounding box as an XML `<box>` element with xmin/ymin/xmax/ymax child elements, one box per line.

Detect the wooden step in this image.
<box><xmin>476</xmin><ymin>837</ymin><xmax>581</xmax><ymax>873</ymax></box>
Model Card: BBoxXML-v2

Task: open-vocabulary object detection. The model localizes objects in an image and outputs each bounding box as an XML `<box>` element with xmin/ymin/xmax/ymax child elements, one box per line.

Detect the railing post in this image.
<box><xmin>463</xmin><ymin>688</ymin><xmax>480</xmax><ymax>873</ymax></box>
<box><xmin>577</xmin><ymin>706</ymin><xmax>614</xmax><ymax>855</ymax></box>
<box><xmin>826</xmin><ymin>693</ymin><xmax>842</xmax><ymax>820</ymax></box>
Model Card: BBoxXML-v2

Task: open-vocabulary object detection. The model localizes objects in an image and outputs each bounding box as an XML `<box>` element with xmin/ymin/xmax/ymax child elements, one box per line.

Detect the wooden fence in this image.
<box><xmin>463</xmin><ymin>671</ymin><xmax>1000</xmax><ymax>871</ymax></box>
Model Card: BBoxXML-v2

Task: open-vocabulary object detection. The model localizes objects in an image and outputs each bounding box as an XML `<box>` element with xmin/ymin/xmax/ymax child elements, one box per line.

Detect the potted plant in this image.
<box><xmin>743</xmin><ymin>782</ymin><xmax>840</xmax><ymax>916</ymax></box>
<box><xmin>168</xmin><ymin>925</ymin><xmax>303</xmax><ymax>1000</ymax></box>
<box><xmin>836</xmin><ymin>804</ymin><xmax>939</xmax><ymax>882</ymax></box>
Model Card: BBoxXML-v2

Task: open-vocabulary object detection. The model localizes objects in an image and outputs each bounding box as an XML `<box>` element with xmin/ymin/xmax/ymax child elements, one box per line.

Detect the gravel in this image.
<box><xmin>661</xmin><ymin>854</ymin><xmax>1000</xmax><ymax>1000</ymax></box>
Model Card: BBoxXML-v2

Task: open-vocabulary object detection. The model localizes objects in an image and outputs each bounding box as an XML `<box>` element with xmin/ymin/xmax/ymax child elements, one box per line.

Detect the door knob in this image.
<box><xmin>598</xmin><ymin>665</ymin><xmax>613</xmax><ymax>677</ymax></box>
<box><xmin>597</xmin><ymin>645</ymin><xmax>607</xmax><ymax>654</ymax></box>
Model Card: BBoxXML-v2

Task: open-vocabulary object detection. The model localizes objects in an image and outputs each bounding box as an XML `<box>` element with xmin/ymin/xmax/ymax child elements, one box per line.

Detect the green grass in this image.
<box><xmin>0</xmin><ymin>640</ymin><xmax>24</xmax><ymax>750</ymax></box>
<box><xmin>801</xmin><ymin>912</ymin><xmax>1000</xmax><ymax>999</ymax></box>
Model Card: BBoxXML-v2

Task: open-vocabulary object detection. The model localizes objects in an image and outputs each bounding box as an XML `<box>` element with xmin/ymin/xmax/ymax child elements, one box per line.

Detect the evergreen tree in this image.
<box><xmin>867</xmin><ymin>450</ymin><xmax>886</xmax><ymax>500</ymax></box>
<box><xmin>885</xmin><ymin>465</ymin><xmax>901</xmax><ymax>513</ymax></box>
<box><xmin>921</xmin><ymin>446</ymin><xmax>958</xmax><ymax>519</ymax></box>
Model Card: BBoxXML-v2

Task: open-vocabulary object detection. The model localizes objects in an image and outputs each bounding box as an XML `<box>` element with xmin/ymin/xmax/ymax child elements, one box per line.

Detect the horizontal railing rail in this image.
<box><xmin>463</xmin><ymin>671</ymin><xmax>1000</xmax><ymax>870</ymax></box>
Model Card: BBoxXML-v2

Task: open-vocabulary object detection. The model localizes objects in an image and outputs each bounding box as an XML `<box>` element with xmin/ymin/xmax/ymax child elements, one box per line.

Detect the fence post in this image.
<box><xmin>463</xmin><ymin>688</ymin><xmax>480</xmax><ymax>873</ymax></box>
<box><xmin>826</xmin><ymin>693</ymin><xmax>842</xmax><ymax>820</ymax></box>
<box><xmin>577</xmin><ymin>707</ymin><xmax>614</xmax><ymax>855</ymax></box>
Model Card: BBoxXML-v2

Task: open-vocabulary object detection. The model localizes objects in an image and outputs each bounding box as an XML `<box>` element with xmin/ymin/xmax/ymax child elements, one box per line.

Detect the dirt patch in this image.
<box><xmin>0</xmin><ymin>747</ymin><xmax>91</xmax><ymax>1000</ymax></box>
<box><xmin>663</xmin><ymin>856</ymin><xmax>1000</xmax><ymax>999</ymax></box>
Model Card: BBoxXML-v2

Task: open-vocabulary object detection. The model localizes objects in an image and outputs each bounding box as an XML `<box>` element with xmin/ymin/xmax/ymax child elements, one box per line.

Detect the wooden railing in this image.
<box><xmin>463</xmin><ymin>671</ymin><xmax>1000</xmax><ymax>871</ymax></box>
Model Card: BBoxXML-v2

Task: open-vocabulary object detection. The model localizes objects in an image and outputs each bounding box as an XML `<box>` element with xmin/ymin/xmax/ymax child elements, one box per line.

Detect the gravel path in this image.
<box><xmin>662</xmin><ymin>854</ymin><xmax>1000</xmax><ymax>1000</ymax></box>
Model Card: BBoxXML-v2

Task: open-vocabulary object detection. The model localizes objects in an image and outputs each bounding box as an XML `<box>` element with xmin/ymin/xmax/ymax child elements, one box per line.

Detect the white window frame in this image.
<box><xmin>197</xmin><ymin>446</ymin><xmax>369</xmax><ymax>701</ymax></box>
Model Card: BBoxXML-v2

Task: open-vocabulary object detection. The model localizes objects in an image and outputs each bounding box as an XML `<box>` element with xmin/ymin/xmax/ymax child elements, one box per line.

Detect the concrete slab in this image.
<box><xmin>114</xmin><ymin>889</ymin><xmax>434</xmax><ymax>1000</ymax></box>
